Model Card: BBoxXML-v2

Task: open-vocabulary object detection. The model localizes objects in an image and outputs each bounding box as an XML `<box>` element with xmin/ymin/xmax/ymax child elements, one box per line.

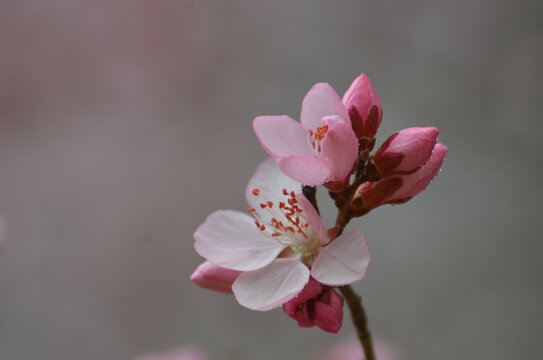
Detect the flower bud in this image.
<box><xmin>342</xmin><ymin>74</ymin><xmax>383</xmax><ymax>139</ymax></box>
<box><xmin>352</xmin><ymin>177</ymin><xmax>403</xmax><ymax>212</ymax></box>
<box><xmin>190</xmin><ymin>261</ymin><xmax>241</xmax><ymax>294</ymax></box>
<box><xmin>283</xmin><ymin>277</ymin><xmax>344</xmax><ymax>333</ymax></box>
<box><xmin>385</xmin><ymin>143</ymin><xmax>448</xmax><ymax>204</ymax></box>
<box><xmin>373</xmin><ymin>127</ymin><xmax>439</xmax><ymax>177</ymax></box>
<box><xmin>354</xmin><ymin>143</ymin><xmax>447</xmax><ymax>210</ymax></box>
<box><xmin>312</xmin><ymin>288</ymin><xmax>344</xmax><ymax>334</ymax></box>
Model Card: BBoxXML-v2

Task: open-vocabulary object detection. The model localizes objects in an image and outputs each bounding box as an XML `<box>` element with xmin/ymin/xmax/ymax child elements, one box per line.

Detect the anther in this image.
<box><xmin>267</xmin><ymin>201</ymin><xmax>273</xmax><ymax>208</ymax></box>
<box><xmin>260</xmin><ymin>203</ymin><xmax>267</xmax><ymax>209</ymax></box>
<box><xmin>252</xmin><ymin>189</ymin><xmax>260</xmax><ymax>196</ymax></box>
<box><xmin>248</xmin><ymin>207</ymin><xmax>256</xmax><ymax>212</ymax></box>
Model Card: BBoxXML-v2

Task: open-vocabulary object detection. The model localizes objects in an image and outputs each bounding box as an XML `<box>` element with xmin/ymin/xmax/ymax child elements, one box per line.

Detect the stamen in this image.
<box><xmin>248</xmin><ymin>207</ymin><xmax>256</xmax><ymax>212</ymax></box>
<box><xmin>252</xmin><ymin>189</ymin><xmax>260</xmax><ymax>196</ymax></box>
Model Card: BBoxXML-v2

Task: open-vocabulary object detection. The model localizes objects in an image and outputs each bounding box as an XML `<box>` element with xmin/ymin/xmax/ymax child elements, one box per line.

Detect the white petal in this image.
<box><xmin>311</xmin><ymin>228</ymin><xmax>370</xmax><ymax>286</ymax></box>
<box><xmin>232</xmin><ymin>256</ymin><xmax>310</xmax><ymax>311</ymax></box>
<box><xmin>245</xmin><ymin>158</ymin><xmax>302</xmax><ymax>223</ymax></box>
<box><xmin>194</xmin><ymin>210</ymin><xmax>286</xmax><ymax>271</ymax></box>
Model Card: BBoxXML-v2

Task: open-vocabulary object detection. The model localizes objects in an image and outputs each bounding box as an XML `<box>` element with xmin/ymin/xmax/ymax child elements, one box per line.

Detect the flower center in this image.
<box><xmin>307</xmin><ymin>125</ymin><xmax>329</xmax><ymax>157</ymax></box>
<box><xmin>248</xmin><ymin>188</ymin><xmax>321</xmax><ymax>255</ymax></box>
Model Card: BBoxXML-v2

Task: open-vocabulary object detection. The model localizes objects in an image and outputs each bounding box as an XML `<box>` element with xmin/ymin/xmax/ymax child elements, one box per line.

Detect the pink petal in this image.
<box><xmin>134</xmin><ymin>345</ymin><xmax>208</xmax><ymax>360</ymax></box>
<box><xmin>277</xmin><ymin>155</ymin><xmax>332</xmax><ymax>186</ymax></box>
<box><xmin>253</xmin><ymin>115</ymin><xmax>315</xmax><ymax>158</ymax></box>
<box><xmin>313</xmin><ymin>289</ymin><xmax>344</xmax><ymax>333</ymax></box>
<box><xmin>285</xmin><ymin>276</ymin><xmax>323</xmax><ymax>305</ymax></box>
<box><xmin>245</xmin><ymin>158</ymin><xmax>301</xmax><ymax>224</ymax></box>
<box><xmin>296</xmin><ymin>194</ymin><xmax>328</xmax><ymax>245</ymax></box>
<box><xmin>310</xmin><ymin>336</ymin><xmax>401</xmax><ymax>360</ymax></box>
<box><xmin>232</xmin><ymin>256</ymin><xmax>310</xmax><ymax>311</ymax></box>
<box><xmin>374</xmin><ymin>127</ymin><xmax>439</xmax><ymax>176</ymax></box>
<box><xmin>320</xmin><ymin>116</ymin><xmax>359</xmax><ymax>182</ymax></box>
<box><xmin>342</xmin><ymin>73</ymin><xmax>383</xmax><ymax>139</ymax></box>
<box><xmin>311</xmin><ymin>228</ymin><xmax>370</xmax><ymax>286</ymax></box>
<box><xmin>387</xmin><ymin>143</ymin><xmax>448</xmax><ymax>202</ymax></box>
<box><xmin>283</xmin><ymin>301</ymin><xmax>315</xmax><ymax>327</ymax></box>
<box><xmin>300</xmin><ymin>83</ymin><xmax>349</xmax><ymax>132</ymax></box>
<box><xmin>190</xmin><ymin>261</ymin><xmax>241</xmax><ymax>294</ymax></box>
<box><xmin>194</xmin><ymin>210</ymin><xmax>286</xmax><ymax>271</ymax></box>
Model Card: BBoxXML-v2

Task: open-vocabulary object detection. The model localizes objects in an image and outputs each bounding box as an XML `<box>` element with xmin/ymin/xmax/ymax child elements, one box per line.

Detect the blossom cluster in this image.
<box><xmin>191</xmin><ymin>74</ymin><xmax>447</xmax><ymax>334</ymax></box>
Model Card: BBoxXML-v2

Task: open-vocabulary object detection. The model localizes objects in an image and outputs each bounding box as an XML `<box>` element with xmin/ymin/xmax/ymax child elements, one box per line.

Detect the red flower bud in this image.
<box><xmin>190</xmin><ymin>261</ymin><xmax>241</xmax><ymax>294</ymax></box>
<box><xmin>283</xmin><ymin>277</ymin><xmax>344</xmax><ymax>333</ymax></box>
<box><xmin>342</xmin><ymin>74</ymin><xmax>383</xmax><ymax>139</ymax></box>
<box><xmin>373</xmin><ymin>127</ymin><xmax>439</xmax><ymax>177</ymax></box>
<box><xmin>385</xmin><ymin>143</ymin><xmax>448</xmax><ymax>204</ymax></box>
<box><xmin>355</xmin><ymin>143</ymin><xmax>447</xmax><ymax>209</ymax></box>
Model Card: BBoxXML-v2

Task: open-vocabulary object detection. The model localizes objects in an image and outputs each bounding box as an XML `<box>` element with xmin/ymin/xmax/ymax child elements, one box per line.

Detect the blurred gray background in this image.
<box><xmin>0</xmin><ymin>1</ymin><xmax>541</xmax><ymax>359</ymax></box>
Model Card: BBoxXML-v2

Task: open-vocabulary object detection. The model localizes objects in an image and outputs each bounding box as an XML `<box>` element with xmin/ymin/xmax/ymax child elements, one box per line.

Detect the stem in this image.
<box><xmin>339</xmin><ymin>285</ymin><xmax>376</xmax><ymax>360</ymax></box>
<box><xmin>331</xmin><ymin>153</ymin><xmax>376</xmax><ymax>359</ymax></box>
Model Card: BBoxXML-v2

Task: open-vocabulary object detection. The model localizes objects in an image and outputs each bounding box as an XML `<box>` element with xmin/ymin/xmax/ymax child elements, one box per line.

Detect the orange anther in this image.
<box><xmin>260</xmin><ymin>225</ymin><xmax>266</xmax><ymax>231</ymax></box>
<box><xmin>252</xmin><ymin>189</ymin><xmax>260</xmax><ymax>196</ymax></box>
<box><xmin>267</xmin><ymin>201</ymin><xmax>273</xmax><ymax>207</ymax></box>
<box><xmin>248</xmin><ymin>207</ymin><xmax>256</xmax><ymax>212</ymax></box>
<box><xmin>314</xmin><ymin>125</ymin><xmax>329</xmax><ymax>141</ymax></box>
<box><xmin>260</xmin><ymin>203</ymin><xmax>267</xmax><ymax>209</ymax></box>
<box><xmin>272</xmin><ymin>232</ymin><xmax>280</xmax><ymax>237</ymax></box>
<box><xmin>282</xmin><ymin>189</ymin><xmax>288</xmax><ymax>196</ymax></box>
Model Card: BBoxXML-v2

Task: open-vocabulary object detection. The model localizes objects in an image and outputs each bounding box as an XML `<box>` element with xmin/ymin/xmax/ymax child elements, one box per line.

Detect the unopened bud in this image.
<box><xmin>352</xmin><ymin>177</ymin><xmax>403</xmax><ymax>213</ymax></box>
<box><xmin>384</xmin><ymin>143</ymin><xmax>448</xmax><ymax>204</ymax></box>
<box><xmin>190</xmin><ymin>261</ymin><xmax>241</xmax><ymax>294</ymax></box>
<box><xmin>353</xmin><ymin>143</ymin><xmax>447</xmax><ymax>210</ymax></box>
<box><xmin>373</xmin><ymin>127</ymin><xmax>439</xmax><ymax>177</ymax></box>
<box><xmin>342</xmin><ymin>74</ymin><xmax>383</xmax><ymax>139</ymax></box>
<box><xmin>283</xmin><ymin>277</ymin><xmax>344</xmax><ymax>333</ymax></box>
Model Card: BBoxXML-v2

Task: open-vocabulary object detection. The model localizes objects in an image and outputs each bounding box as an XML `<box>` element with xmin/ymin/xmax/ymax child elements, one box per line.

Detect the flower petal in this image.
<box><xmin>253</xmin><ymin>115</ymin><xmax>315</xmax><ymax>158</ymax></box>
<box><xmin>387</xmin><ymin>143</ymin><xmax>448</xmax><ymax>202</ymax></box>
<box><xmin>320</xmin><ymin>115</ymin><xmax>359</xmax><ymax>182</ymax></box>
<box><xmin>314</xmin><ymin>289</ymin><xmax>344</xmax><ymax>334</ymax></box>
<box><xmin>296</xmin><ymin>194</ymin><xmax>327</xmax><ymax>245</ymax></box>
<box><xmin>232</xmin><ymin>256</ymin><xmax>310</xmax><ymax>311</ymax></box>
<box><xmin>301</xmin><ymin>83</ymin><xmax>349</xmax><ymax>132</ymax></box>
<box><xmin>190</xmin><ymin>261</ymin><xmax>241</xmax><ymax>294</ymax></box>
<box><xmin>245</xmin><ymin>158</ymin><xmax>302</xmax><ymax>224</ymax></box>
<box><xmin>277</xmin><ymin>155</ymin><xmax>332</xmax><ymax>186</ymax></box>
<box><xmin>194</xmin><ymin>210</ymin><xmax>286</xmax><ymax>271</ymax></box>
<box><xmin>311</xmin><ymin>228</ymin><xmax>370</xmax><ymax>286</ymax></box>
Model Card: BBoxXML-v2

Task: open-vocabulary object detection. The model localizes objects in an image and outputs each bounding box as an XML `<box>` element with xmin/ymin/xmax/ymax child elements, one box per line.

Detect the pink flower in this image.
<box><xmin>194</xmin><ymin>159</ymin><xmax>370</xmax><ymax>311</ymax></box>
<box><xmin>253</xmin><ymin>83</ymin><xmax>358</xmax><ymax>186</ymax></box>
<box><xmin>342</xmin><ymin>73</ymin><xmax>383</xmax><ymax>140</ymax></box>
<box><xmin>190</xmin><ymin>261</ymin><xmax>241</xmax><ymax>294</ymax></box>
<box><xmin>309</xmin><ymin>336</ymin><xmax>401</xmax><ymax>360</ymax></box>
<box><xmin>283</xmin><ymin>277</ymin><xmax>344</xmax><ymax>333</ymax></box>
<box><xmin>134</xmin><ymin>345</ymin><xmax>208</xmax><ymax>360</ymax></box>
<box><xmin>354</xmin><ymin>143</ymin><xmax>448</xmax><ymax>209</ymax></box>
<box><xmin>373</xmin><ymin>127</ymin><xmax>440</xmax><ymax>177</ymax></box>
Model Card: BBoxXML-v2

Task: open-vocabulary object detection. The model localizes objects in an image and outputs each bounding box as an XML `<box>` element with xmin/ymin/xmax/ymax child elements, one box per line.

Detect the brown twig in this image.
<box><xmin>339</xmin><ymin>285</ymin><xmax>376</xmax><ymax>360</ymax></box>
<box><xmin>330</xmin><ymin>154</ymin><xmax>376</xmax><ymax>359</ymax></box>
